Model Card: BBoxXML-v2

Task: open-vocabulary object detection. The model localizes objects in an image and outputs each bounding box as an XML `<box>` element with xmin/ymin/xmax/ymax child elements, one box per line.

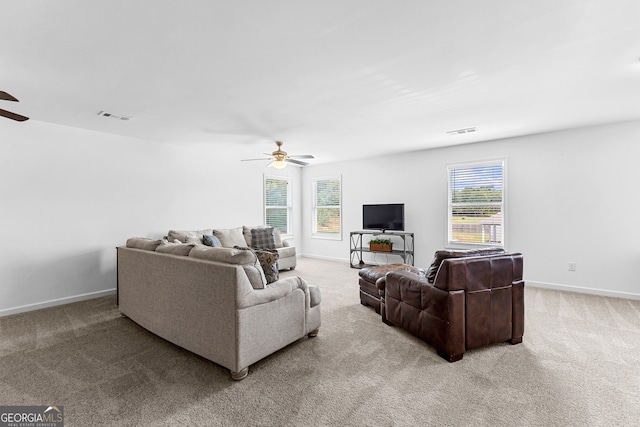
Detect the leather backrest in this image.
<box><xmin>425</xmin><ymin>248</ymin><xmax>505</xmax><ymax>283</ymax></box>
<box><xmin>433</xmin><ymin>253</ymin><xmax>523</xmax><ymax>292</ymax></box>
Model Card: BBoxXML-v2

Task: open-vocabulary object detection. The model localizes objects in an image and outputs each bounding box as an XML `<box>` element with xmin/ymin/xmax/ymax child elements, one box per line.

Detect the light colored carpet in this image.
<box><xmin>1</xmin><ymin>257</ymin><xmax>638</xmax><ymax>426</ymax></box>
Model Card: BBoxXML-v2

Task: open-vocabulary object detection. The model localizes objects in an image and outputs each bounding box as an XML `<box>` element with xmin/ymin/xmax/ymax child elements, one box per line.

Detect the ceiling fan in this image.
<box><xmin>241</xmin><ymin>141</ymin><xmax>314</xmax><ymax>168</ymax></box>
<box><xmin>0</xmin><ymin>91</ymin><xmax>29</xmax><ymax>122</ymax></box>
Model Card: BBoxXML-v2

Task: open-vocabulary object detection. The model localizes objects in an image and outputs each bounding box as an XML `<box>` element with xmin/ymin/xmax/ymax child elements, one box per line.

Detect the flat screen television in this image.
<box><xmin>363</xmin><ymin>203</ymin><xmax>405</xmax><ymax>232</ymax></box>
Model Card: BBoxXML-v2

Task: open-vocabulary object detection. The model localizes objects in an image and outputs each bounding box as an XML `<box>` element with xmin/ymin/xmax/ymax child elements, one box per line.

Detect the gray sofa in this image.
<box><xmin>167</xmin><ymin>226</ymin><xmax>296</xmax><ymax>270</ymax></box>
<box><xmin>117</xmin><ymin>241</ymin><xmax>320</xmax><ymax>380</ymax></box>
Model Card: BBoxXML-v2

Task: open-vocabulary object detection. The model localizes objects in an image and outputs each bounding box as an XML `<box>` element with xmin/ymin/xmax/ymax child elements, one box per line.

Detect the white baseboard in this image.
<box><xmin>0</xmin><ymin>288</ymin><xmax>117</xmax><ymax>317</ymax></box>
<box><xmin>300</xmin><ymin>255</ymin><xmax>640</xmax><ymax>300</ymax></box>
<box><xmin>300</xmin><ymin>253</ymin><xmax>349</xmax><ymax>263</ymax></box>
<box><xmin>301</xmin><ymin>252</ymin><xmax>402</xmax><ymax>265</ymax></box>
<box><xmin>527</xmin><ymin>281</ymin><xmax>640</xmax><ymax>300</ymax></box>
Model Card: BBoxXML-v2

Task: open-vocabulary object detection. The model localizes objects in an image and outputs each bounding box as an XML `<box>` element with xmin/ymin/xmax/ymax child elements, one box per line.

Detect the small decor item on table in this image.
<box><xmin>369</xmin><ymin>238</ymin><xmax>393</xmax><ymax>252</ymax></box>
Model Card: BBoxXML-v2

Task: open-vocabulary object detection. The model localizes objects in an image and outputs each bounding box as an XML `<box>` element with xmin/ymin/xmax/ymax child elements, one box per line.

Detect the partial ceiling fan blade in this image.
<box><xmin>0</xmin><ymin>108</ymin><xmax>29</xmax><ymax>122</ymax></box>
<box><xmin>241</xmin><ymin>158</ymin><xmax>273</xmax><ymax>161</ymax></box>
<box><xmin>285</xmin><ymin>159</ymin><xmax>310</xmax><ymax>167</ymax></box>
<box><xmin>0</xmin><ymin>91</ymin><xmax>19</xmax><ymax>102</ymax></box>
<box><xmin>288</xmin><ymin>155</ymin><xmax>314</xmax><ymax>159</ymax></box>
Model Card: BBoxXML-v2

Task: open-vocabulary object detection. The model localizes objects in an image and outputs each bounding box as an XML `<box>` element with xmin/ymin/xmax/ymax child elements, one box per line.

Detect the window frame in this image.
<box><xmin>263</xmin><ymin>174</ymin><xmax>292</xmax><ymax>237</ymax></box>
<box><xmin>311</xmin><ymin>175</ymin><xmax>342</xmax><ymax>240</ymax></box>
<box><xmin>446</xmin><ymin>159</ymin><xmax>506</xmax><ymax>249</ymax></box>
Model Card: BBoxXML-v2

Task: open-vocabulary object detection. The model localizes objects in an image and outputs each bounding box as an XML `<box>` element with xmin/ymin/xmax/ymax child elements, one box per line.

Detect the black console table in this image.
<box><xmin>349</xmin><ymin>230</ymin><xmax>414</xmax><ymax>268</ymax></box>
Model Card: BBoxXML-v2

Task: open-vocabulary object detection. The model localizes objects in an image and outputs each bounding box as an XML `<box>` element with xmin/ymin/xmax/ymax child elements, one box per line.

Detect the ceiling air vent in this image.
<box><xmin>97</xmin><ymin>110</ymin><xmax>131</xmax><ymax>121</ymax></box>
<box><xmin>446</xmin><ymin>127</ymin><xmax>476</xmax><ymax>135</ymax></box>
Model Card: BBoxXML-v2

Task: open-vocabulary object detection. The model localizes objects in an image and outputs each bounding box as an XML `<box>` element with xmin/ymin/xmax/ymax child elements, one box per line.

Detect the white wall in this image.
<box><xmin>0</xmin><ymin>120</ymin><xmax>297</xmax><ymax>315</ymax></box>
<box><xmin>301</xmin><ymin>120</ymin><xmax>640</xmax><ymax>299</ymax></box>
<box><xmin>3</xmin><ymin>118</ymin><xmax>638</xmax><ymax>316</ymax></box>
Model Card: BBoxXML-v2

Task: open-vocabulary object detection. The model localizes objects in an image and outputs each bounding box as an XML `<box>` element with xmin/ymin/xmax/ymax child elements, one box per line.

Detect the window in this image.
<box><xmin>447</xmin><ymin>159</ymin><xmax>505</xmax><ymax>247</ymax></box>
<box><xmin>312</xmin><ymin>176</ymin><xmax>341</xmax><ymax>239</ymax></box>
<box><xmin>264</xmin><ymin>175</ymin><xmax>291</xmax><ymax>235</ymax></box>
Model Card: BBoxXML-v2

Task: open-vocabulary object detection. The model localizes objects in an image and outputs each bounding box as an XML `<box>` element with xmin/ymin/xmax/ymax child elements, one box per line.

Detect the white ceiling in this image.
<box><xmin>2</xmin><ymin>1</ymin><xmax>640</xmax><ymax>165</ymax></box>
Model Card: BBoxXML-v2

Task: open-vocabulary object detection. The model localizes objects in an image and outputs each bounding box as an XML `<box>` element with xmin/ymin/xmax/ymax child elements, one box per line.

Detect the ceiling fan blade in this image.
<box><xmin>288</xmin><ymin>155</ymin><xmax>314</xmax><ymax>159</ymax></box>
<box><xmin>241</xmin><ymin>157</ymin><xmax>273</xmax><ymax>161</ymax></box>
<box><xmin>0</xmin><ymin>91</ymin><xmax>19</xmax><ymax>102</ymax></box>
<box><xmin>285</xmin><ymin>159</ymin><xmax>310</xmax><ymax>167</ymax></box>
<box><xmin>0</xmin><ymin>109</ymin><xmax>29</xmax><ymax>122</ymax></box>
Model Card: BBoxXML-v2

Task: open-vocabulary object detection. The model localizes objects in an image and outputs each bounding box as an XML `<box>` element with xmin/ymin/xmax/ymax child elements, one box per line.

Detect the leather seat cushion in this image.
<box><xmin>359</xmin><ymin>264</ymin><xmax>426</xmax><ymax>284</ymax></box>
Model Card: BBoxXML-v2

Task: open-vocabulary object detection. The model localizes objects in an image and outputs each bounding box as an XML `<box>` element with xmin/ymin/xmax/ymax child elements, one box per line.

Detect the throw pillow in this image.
<box><xmin>185</xmin><ymin>236</ymin><xmax>202</xmax><ymax>245</ymax></box>
<box><xmin>234</xmin><ymin>246</ymin><xmax>279</xmax><ymax>284</ymax></box>
<box><xmin>251</xmin><ymin>227</ymin><xmax>276</xmax><ymax>250</ymax></box>
<box><xmin>213</xmin><ymin>227</ymin><xmax>247</xmax><ymax>248</ymax></box>
<box><xmin>243</xmin><ymin>225</ymin><xmax>284</xmax><ymax>248</ymax></box>
<box><xmin>255</xmin><ymin>249</ymin><xmax>279</xmax><ymax>283</ymax></box>
<box><xmin>203</xmin><ymin>234</ymin><xmax>222</xmax><ymax>247</ymax></box>
<box><xmin>167</xmin><ymin>229</ymin><xmax>213</xmax><ymax>244</ymax></box>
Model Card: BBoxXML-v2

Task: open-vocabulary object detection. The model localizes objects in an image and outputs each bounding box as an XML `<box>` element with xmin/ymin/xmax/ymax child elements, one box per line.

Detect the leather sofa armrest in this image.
<box><xmin>376</xmin><ymin>276</ymin><xmax>387</xmax><ymax>297</ymax></box>
<box><xmin>385</xmin><ymin>270</ymin><xmax>430</xmax><ymax>302</ymax></box>
<box><xmin>385</xmin><ymin>270</ymin><xmax>452</xmax><ymax>313</ymax></box>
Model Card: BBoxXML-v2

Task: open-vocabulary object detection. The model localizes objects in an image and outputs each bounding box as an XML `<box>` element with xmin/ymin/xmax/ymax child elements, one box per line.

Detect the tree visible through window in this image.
<box><xmin>447</xmin><ymin>160</ymin><xmax>504</xmax><ymax>246</ymax></box>
<box><xmin>313</xmin><ymin>176</ymin><xmax>341</xmax><ymax>239</ymax></box>
<box><xmin>264</xmin><ymin>175</ymin><xmax>291</xmax><ymax>235</ymax></box>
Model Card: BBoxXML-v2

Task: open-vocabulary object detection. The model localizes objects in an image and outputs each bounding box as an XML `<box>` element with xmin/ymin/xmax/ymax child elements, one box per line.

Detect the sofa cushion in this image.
<box><xmin>213</xmin><ymin>227</ymin><xmax>247</xmax><ymax>248</ymax></box>
<box><xmin>203</xmin><ymin>234</ymin><xmax>222</xmax><ymax>247</ymax></box>
<box><xmin>426</xmin><ymin>248</ymin><xmax>506</xmax><ymax>283</ymax></box>
<box><xmin>243</xmin><ymin>225</ymin><xmax>284</xmax><ymax>248</ymax></box>
<box><xmin>126</xmin><ymin>237</ymin><xmax>162</xmax><ymax>251</ymax></box>
<box><xmin>255</xmin><ymin>249</ymin><xmax>279</xmax><ymax>284</ymax></box>
<box><xmin>189</xmin><ymin>246</ymin><xmax>266</xmax><ymax>289</ymax></box>
<box><xmin>167</xmin><ymin>229</ymin><xmax>213</xmax><ymax>244</ymax></box>
<box><xmin>250</xmin><ymin>227</ymin><xmax>276</xmax><ymax>250</ymax></box>
<box><xmin>156</xmin><ymin>241</ymin><xmax>195</xmax><ymax>256</ymax></box>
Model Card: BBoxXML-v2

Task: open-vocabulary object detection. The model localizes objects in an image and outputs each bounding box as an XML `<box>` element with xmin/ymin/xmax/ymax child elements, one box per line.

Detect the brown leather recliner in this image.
<box><xmin>379</xmin><ymin>250</ymin><xmax>524</xmax><ymax>362</ymax></box>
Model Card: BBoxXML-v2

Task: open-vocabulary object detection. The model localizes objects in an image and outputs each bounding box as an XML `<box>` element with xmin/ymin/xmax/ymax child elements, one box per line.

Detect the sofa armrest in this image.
<box><xmin>385</xmin><ymin>270</ymin><xmax>453</xmax><ymax>313</ymax></box>
<box><xmin>376</xmin><ymin>276</ymin><xmax>387</xmax><ymax>298</ymax></box>
<box><xmin>385</xmin><ymin>270</ymin><xmax>431</xmax><ymax>306</ymax></box>
<box><xmin>237</xmin><ymin>276</ymin><xmax>307</xmax><ymax>309</ymax></box>
<box><xmin>386</xmin><ymin>269</ymin><xmax>429</xmax><ymax>287</ymax></box>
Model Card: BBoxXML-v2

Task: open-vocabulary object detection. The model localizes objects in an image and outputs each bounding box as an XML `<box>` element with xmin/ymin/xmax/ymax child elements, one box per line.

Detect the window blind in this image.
<box><xmin>264</xmin><ymin>176</ymin><xmax>290</xmax><ymax>234</ymax></box>
<box><xmin>448</xmin><ymin>160</ymin><xmax>504</xmax><ymax>246</ymax></box>
<box><xmin>313</xmin><ymin>177</ymin><xmax>341</xmax><ymax>237</ymax></box>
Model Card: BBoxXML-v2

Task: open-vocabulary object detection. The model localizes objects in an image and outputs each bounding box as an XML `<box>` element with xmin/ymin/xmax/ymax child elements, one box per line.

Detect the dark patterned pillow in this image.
<box><xmin>234</xmin><ymin>246</ymin><xmax>279</xmax><ymax>283</ymax></box>
<box><xmin>255</xmin><ymin>249</ymin><xmax>279</xmax><ymax>283</ymax></box>
<box><xmin>251</xmin><ymin>227</ymin><xmax>276</xmax><ymax>250</ymax></box>
<box><xmin>203</xmin><ymin>234</ymin><xmax>222</xmax><ymax>247</ymax></box>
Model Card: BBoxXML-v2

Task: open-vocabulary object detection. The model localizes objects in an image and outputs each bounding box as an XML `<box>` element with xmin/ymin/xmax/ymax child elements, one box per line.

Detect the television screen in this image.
<box><xmin>363</xmin><ymin>204</ymin><xmax>404</xmax><ymax>232</ymax></box>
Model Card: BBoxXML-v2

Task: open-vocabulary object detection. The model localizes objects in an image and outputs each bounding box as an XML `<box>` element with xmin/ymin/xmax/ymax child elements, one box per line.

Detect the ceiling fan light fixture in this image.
<box><xmin>271</xmin><ymin>159</ymin><xmax>287</xmax><ymax>169</ymax></box>
<box><xmin>242</xmin><ymin>141</ymin><xmax>313</xmax><ymax>168</ymax></box>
